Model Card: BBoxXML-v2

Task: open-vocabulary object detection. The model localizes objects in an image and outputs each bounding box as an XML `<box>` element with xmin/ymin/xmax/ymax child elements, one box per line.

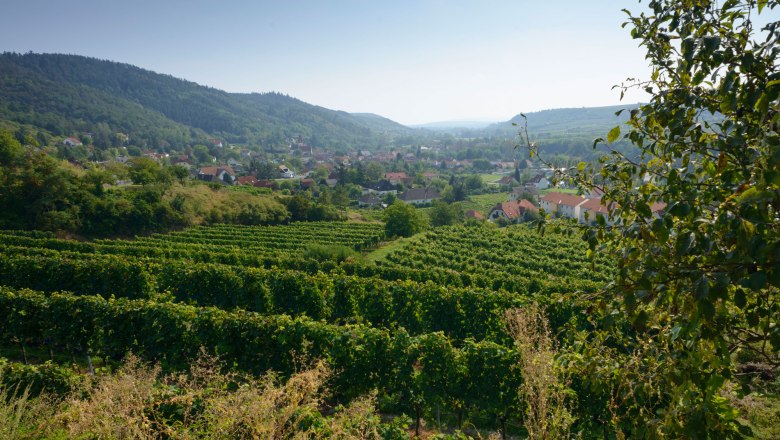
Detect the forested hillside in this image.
<box><xmin>0</xmin><ymin>52</ymin><xmax>416</xmax><ymax>150</ymax></box>
<box><xmin>481</xmin><ymin>105</ymin><xmax>638</xmax><ymax>159</ymax></box>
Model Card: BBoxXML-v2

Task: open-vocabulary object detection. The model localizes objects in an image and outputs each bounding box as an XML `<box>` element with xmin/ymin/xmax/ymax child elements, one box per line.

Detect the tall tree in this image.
<box><xmin>522</xmin><ymin>1</ymin><xmax>779</xmax><ymax>437</ymax></box>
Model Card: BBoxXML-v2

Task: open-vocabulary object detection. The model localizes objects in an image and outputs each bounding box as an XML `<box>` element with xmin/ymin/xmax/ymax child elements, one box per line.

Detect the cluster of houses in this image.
<box><xmin>71</xmin><ymin>133</ymin><xmax>669</xmax><ymax>224</ymax></box>
<box><xmin>358</xmin><ymin>172</ymin><xmax>442</xmax><ymax>208</ymax></box>
<box><xmin>538</xmin><ymin>191</ymin><xmax>665</xmax><ymax>225</ymax></box>
<box><xmin>486</xmin><ymin>189</ymin><xmax>665</xmax><ymax>226</ymax></box>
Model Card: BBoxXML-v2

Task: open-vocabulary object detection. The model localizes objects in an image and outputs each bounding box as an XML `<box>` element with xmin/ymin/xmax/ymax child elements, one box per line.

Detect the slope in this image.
<box><xmin>0</xmin><ymin>52</ymin><xmax>416</xmax><ymax>150</ymax></box>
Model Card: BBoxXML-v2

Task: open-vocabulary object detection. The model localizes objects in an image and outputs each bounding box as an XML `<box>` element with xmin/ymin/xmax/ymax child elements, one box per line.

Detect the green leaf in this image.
<box><xmin>651</xmin><ymin>218</ymin><xmax>669</xmax><ymax>243</ymax></box>
<box><xmin>758</xmin><ymin>0</ymin><xmax>767</xmax><ymax>13</ymax></box>
<box><xmin>671</xmin><ymin>324</ymin><xmax>683</xmax><ymax>342</ymax></box>
<box><xmin>636</xmin><ymin>201</ymin><xmax>652</xmax><ymax>219</ymax></box>
<box><xmin>734</xmin><ymin>289</ymin><xmax>746</xmax><ymax>309</ymax></box>
<box><xmin>695</xmin><ymin>275</ymin><xmax>710</xmax><ymax>299</ymax></box>
<box><xmin>749</xmin><ymin>271</ymin><xmax>767</xmax><ymax>291</ymax></box>
<box><xmin>675</xmin><ymin>232</ymin><xmax>695</xmax><ymax>255</ymax></box>
<box><xmin>607</xmin><ymin>126</ymin><xmax>621</xmax><ymax>143</ymax></box>
<box><xmin>577</xmin><ymin>161</ymin><xmax>586</xmax><ymax>171</ymax></box>
<box><xmin>754</xmin><ymin>92</ymin><xmax>769</xmax><ymax>117</ymax></box>
<box><xmin>633</xmin><ymin>310</ymin><xmax>649</xmax><ymax>329</ymax></box>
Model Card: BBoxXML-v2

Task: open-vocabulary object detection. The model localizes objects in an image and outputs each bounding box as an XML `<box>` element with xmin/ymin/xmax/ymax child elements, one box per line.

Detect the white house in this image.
<box><xmin>197</xmin><ymin>166</ymin><xmax>236</xmax><ymax>184</ymax></box>
<box><xmin>526</xmin><ymin>174</ymin><xmax>550</xmax><ymax>190</ymax></box>
<box><xmin>540</xmin><ymin>192</ymin><xmax>587</xmax><ymax>220</ymax></box>
<box><xmin>62</xmin><ymin>137</ymin><xmax>83</xmax><ymax>147</ymax></box>
<box><xmin>398</xmin><ymin>188</ymin><xmax>441</xmax><ymax>206</ymax></box>
<box><xmin>579</xmin><ymin>198</ymin><xmax>617</xmax><ymax>225</ymax></box>
<box><xmin>279</xmin><ymin>165</ymin><xmax>295</xmax><ymax>179</ymax></box>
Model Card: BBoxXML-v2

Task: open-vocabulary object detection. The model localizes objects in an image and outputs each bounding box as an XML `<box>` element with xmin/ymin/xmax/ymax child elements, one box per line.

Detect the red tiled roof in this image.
<box><xmin>465</xmin><ymin>210</ymin><xmax>485</xmax><ymax>219</ymax></box>
<box><xmin>199</xmin><ymin>166</ymin><xmax>235</xmax><ymax>176</ymax></box>
<box><xmin>580</xmin><ymin>198</ymin><xmax>616</xmax><ymax>214</ymax></box>
<box><xmin>236</xmin><ymin>176</ymin><xmax>258</xmax><ymax>185</ymax></box>
<box><xmin>651</xmin><ymin>202</ymin><xmax>667</xmax><ymax>214</ymax></box>
<box><xmin>492</xmin><ymin>199</ymin><xmax>537</xmax><ymax>219</ymax></box>
<box><xmin>385</xmin><ymin>172</ymin><xmax>408</xmax><ymax>180</ymax></box>
<box><xmin>516</xmin><ymin>199</ymin><xmax>538</xmax><ymax>212</ymax></box>
<box><xmin>540</xmin><ymin>192</ymin><xmax>586</xmax><ymax>207</ymax></box>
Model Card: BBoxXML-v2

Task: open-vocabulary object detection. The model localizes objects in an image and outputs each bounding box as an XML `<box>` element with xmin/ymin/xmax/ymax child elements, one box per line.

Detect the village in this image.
<box><xmin>62</xmin><ymin>133</ymin><xmax>666</xmax><ymax>226</ymax></box>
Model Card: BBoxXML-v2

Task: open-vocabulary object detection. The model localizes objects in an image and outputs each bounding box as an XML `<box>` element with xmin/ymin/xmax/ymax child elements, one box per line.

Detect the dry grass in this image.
<box><xmin>0</xmin><ymin>380</ymin><xmax>53</xmax><ymax>440</ymax></box>
<box><xmin>505</xmin><ymin>304</ymin><xmax>573</xmax><ymax>440</ymax></box>
<box><xmin>57</xmin><ymin>354</ymin><xmax>161</xmax><ymax>439</ymax></box>
<box><xmin>0</xmin><ymin>352</ymin><xmax>392</xmax><ymax>439</ymax></box>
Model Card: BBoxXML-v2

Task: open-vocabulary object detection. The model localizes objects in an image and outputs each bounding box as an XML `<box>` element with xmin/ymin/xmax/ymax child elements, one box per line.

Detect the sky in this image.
<box><xmin>0</xmin><ymin>0</ymin><xmax>653</xmax><ymax>125</ymax></box>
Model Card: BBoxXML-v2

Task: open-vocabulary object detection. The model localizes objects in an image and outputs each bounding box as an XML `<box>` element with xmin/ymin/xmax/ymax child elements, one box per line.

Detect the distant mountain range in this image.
<box><xmin>0</xmin><ymin>52</ymin><xmax>416</xmax><ymax>150</ymax></box>
<box><xmin>0</xmin><ymin>52</ymin><xmax>639</xmax><ymax>156</ymax></box>
<box><xmin>411</xmin><ymin>120</ymin><xmax>500</xmax><ymax>130</ymax></box>
<box><xmin>485</xmin><ymin>105</ymin><xmax>635</xmax><ymax>137</ymax></box>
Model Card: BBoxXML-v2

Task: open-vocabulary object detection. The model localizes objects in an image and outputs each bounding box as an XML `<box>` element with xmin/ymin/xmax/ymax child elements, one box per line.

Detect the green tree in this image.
<box><xmin>169</xmin><ymin>165</ymin><xmax>190</xmax><ymax>184</ymax></box>
<box><xmin>472</xmin><ymin>158</ymin><xmax>492</xmax><ymax>171</ymax></box>
<box><xmin>252</xmin><ymin>161</ymin><xmax>279</xmax><ymax>180</ymax></box>
<box><xmin>192</xmin><ymin>145</ymin><xmax>211</xmax><ymax>164</ymax></box>
<box><xmin>365</xmin><ymin>162</ymin><xmax>384</xmax><ymax>182</ymax></box>
<box><xmin>127</xmin><ymin>157</ymin><xmax>165</xmax><ymax>186</ymax></box>
<box><xmin>383</xmin><ymin>200</ymin><xmax>428</xmax><ymax>238</ymax></box>
<box><xmin>429</xmin><ymin>200</ymin><xmax>463</xmax><ymax>227</ymax></box>
<box><xmin>520</xmin><ymin>1</ymin><xmax>779</xmax><ymax>437</ymax></box>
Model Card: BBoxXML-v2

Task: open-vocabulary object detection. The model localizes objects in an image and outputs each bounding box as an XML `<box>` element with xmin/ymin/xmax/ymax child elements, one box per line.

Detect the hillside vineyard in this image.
<box><xmin>0</xmin><ymin>222</ymin><xmax>605</xmax><ymax>428</ymax></box>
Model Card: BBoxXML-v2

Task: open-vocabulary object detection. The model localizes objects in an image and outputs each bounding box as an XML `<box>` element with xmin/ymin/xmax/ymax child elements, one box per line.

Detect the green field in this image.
<box><xmin>460</xmin><ymin>192</ymin><xmax>509</xmax><ymax>214</ymax></box>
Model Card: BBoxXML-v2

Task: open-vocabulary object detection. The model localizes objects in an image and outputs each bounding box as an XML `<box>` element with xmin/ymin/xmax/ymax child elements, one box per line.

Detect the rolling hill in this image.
<box><xmin>0</xmin><ymin>52</ymin><xmax>417</xmax><ymax>151</ymax></box>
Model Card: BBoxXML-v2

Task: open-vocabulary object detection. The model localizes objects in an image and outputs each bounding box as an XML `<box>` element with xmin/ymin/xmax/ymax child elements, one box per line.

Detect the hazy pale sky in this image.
<box><xmin>1</xmin><ymin>0</ymin><xmax>652</xmax><ymax>125</ymax></box>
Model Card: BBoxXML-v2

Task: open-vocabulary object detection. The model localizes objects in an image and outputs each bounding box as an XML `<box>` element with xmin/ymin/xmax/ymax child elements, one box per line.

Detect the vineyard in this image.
<box><xmin>0</xmin><ymin>221</ymin><xmax>608</xmax><ymax>434</ymax></box>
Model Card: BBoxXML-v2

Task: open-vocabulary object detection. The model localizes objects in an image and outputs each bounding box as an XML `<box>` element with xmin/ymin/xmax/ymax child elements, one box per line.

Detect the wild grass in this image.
<box><xmin>505</xmin><ymin>304</ymin><xmax>573</xmax><ymax>440</ymax></box>
<box><xmin>0</xmin><ymin>353</ymin><xmax>395</xmax><ymax>439</ymax></box>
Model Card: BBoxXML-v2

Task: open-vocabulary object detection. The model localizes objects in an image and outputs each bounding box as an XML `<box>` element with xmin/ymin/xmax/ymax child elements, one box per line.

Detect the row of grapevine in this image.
<box><xmin>378</xmin><ymin>226</ymin><xmax>613</xmax><ymax>292</ymax></box>
<box><xmin>0</xmin><ymin>237</ymin><xmax>339</xmax><ymax>272</ymax></box>
<box><xmin>0</xmin><ymin>286</ymin><xmax>523</xmax><ymax>427</ymax></box>
<box><xmin>0</xmin><ymin>252</ymin><xmax>577</xmax><ymax>342</ymax></box>
<box><xmin>140</xmin><ymin>221</ymin><xmax>385</xmax><ymax>251</ymax></box>
<box><xmin>0</xmin><ymin>358</ymin><xmax>81</xmax><ymax>397</ymax></box>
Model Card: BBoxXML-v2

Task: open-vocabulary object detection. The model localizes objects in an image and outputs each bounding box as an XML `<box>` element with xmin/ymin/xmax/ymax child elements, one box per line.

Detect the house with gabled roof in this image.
<box><xmin>63</xmin><ymin>137</ymin><xmax>83</xmax><ymax>147</ymax></box>
<box><xmin>488</xmin><ymin>199</ymin><xmax>538</xmax><ymax>222</ymax></box>
<box><xmin>236</xmin><ymin>175</ymin><xmax>258</xmax><ymax>186</ymax></box>
<box><xmin>526</xmin><ymin>174</ymin><xmax>550</xmax><ymax>190</ymax></box>
<box><xmin>384</xmin><ymin>172</ymin><xmax>409</xmax><ymax>185</ymax></box>
<box><xmin>465</xmin><ymin>210</ymin><xmax>485</xmax><ymax>221</ymax></box>
<box><xmin>511</xmin><ymin>186</ymin><xmax>539</xmax><ymax>201</ymax></box>
<box><xmin>358</xmin><ymin>194</ymin><xmax>383</xmax><ymax>208</ymax></box>
<box><xmin>540</xmin><ymin>192</ymin><xmax>587</xmax><ymax>220</ymax></box>
<box><xmin>362</xmin><ymin>180</ymin><xmax>397</xmax><ymax>195</ymax></box>
<box><xmin>398</xmin><ymin>187</ymin><xmax>440</xmax><ymax>206</ymax></box>
<box><xmin>198</xmin><ymin>166</ymin><xmax>236</xmax><ymax>184</ymax></box>
<box><xmin>579</xmin><ymin>198</ymin><xmax>617</xmax><ymax>225</ymax></box>
<box><xmin>497</xmin><ymin>175</ymin><xmax>518</xmax><ymax>187</ymax></box>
